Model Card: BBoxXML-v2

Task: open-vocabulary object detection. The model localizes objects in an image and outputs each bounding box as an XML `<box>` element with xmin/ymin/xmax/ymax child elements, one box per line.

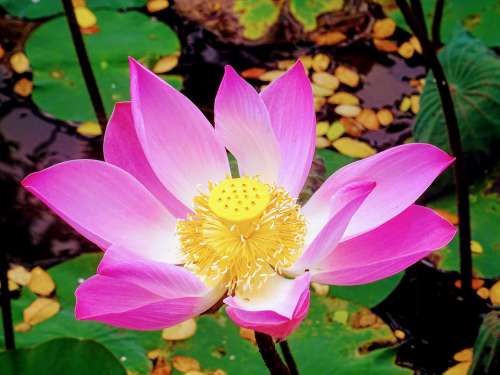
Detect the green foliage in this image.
<box><xmin>330</xmin><ymin>273</ymin><xmax>404</xmax><ymax>308</ymax></box>
<box><xmin>427</xmin><ymin>182</ymin><xmax>500</xmax><ymax>278</ymax></box>
<box><xmin>171</xmin><ymin>295</ymin><xmax>409</xmax><ymax>374</ymax></box>
<box><xmin>316</xmin><ymin>148</ymin><xmax>356</xmax><ymax>177</ymax></box>
<box><xmin>414</xmin><ymin>31</ymin><xmax>500</xmax><ymax>185</ymax></box>
<box><xmin>469</xmin><ymin>310</ymin><xmax>500</xmax><ymax>374</ymax></box>
<box><xmin>384</xmin><ymin>0</ymin><xmax>500</xmax><ymax>46</ymax></box>
<box><xmin>0</xmin><ymin>338</ymin><xmax>126</xmax><ymax>375</ymax></box>
<box><xmin>25</xmin><ymin>10</ymin><xmax>182</xmax><ymax>122</ymax></box>
<box><xmin>0</xmin><ymin>0</ymin><xmax>145</xmax><ymax>19</ymax></box>
<box><xmin>233</xmin><ymin>0</ymin><xmax>280</xmax><ymax>40</ymax></box>
<box><xmin>289</xmin><ymin>0</ymin><xmax>344</xmax><ymax>31</ymax></box>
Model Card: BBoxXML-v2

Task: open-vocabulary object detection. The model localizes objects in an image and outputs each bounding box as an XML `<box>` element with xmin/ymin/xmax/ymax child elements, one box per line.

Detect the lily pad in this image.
<box><xmin>0</xmin><ymin>0</ymin><xmax>145</xmax><ymax>19</ymax></box>
<box><xmin>171</xmin><ymin>295</ymin><xmax>409</xmax><ymax>374</ymax></box>
<box><xmin>290</xmin><ymin>0</ymin><xmax>344</xmax><ymax>32</ymax></box>
<box><xmin>25</xmin><ymin>10</ymin><xmax>182</xmax><ymax>122</ymax></box>
<box><xmin>414</xmin><ymin>31</ymin><xmax>500</xmax><ymax>186</ymax></box>
<box><xmin>234</xmin><ymin>0</ymin><xmax>281</xmax><ymax>40</ymax></box>
<box><xmin>0</xmin><ymin>338</ymin><xmax>126</xmax><ymax>375</ymax></box>
<box><xmin>427</xmin><ymin>182</ymin><xmax>500</xmax><ymax>279</ymax></box>
<box><xmin>330</xmin><ymin>273</ymin><xmax>404</xmax><ymax>308</ymax></box>
<box><xmin>3</xmin><ymin>254</ymin><xmax>163</xmax><ymax>374</ymax></box>
<box><xmin>383</xmin><ymin>0</ymin><xmax>500</xmax><ymax>47</ymax></box>
<box><xmin>316</xmin><ymin>148</ymin><xmax>356</xmax><ymax>177</ymax></box>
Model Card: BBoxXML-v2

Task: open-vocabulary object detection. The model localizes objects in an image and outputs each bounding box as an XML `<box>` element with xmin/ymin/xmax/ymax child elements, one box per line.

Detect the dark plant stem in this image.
<box><xmin>0</xmin><ymin>250</ymin><xmax>15</xmax><ymax>350</ymax></box>
<box><xmin>410</xmin><ymin>0</ymin><xmax>428</xmax><ymax>39</ymax></box>
<box><xmin>432</xmin><ymin>0</ymin><xmax>445</xmax><ymax>46</ymax></box>
<box><xmin>279</xmin><ymin>341</ymin><xmax>299</xmax><ymax>375</ymax></box>
<box><xmin>255</xmin><ymin>332</ymin><xmax>291</xmax><ymax>375</ymax></box>
<box><xmin>395</xmin><ymin>0</ymin><xmax>472</xmax><ymax>299</ymax></box>
<box><xmin>61</xmin><ymin>0</ymin><xmax>108</xmax><ymax>128</ymax></box>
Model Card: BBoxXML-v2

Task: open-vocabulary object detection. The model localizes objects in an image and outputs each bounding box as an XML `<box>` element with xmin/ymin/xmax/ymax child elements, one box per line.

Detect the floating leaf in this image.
<box><xmin>316</xmin><ymin>148</ymin><xmax>355</xmax><ymax>177</ymax></box>
<box><xmin>0</xmin><ymin>338</ymin><xmax>127</xmax><ymax>375</ymax></box>
<box><xmin>289</xmin><ymin>0</ymin><xmax>344</xmax><ymax>32</ymax></box>
<box><xmin>414</xmin><ymin>31</ymin><xmax>500</xmax><ymax>186</ymax></box>
<box><xmin>0</xmin><ymin>0</ymin><xmax>146</xmax><ymax>19</ymax></box>
<box><xmin>233</xmin><ymin>0</ymin><xmax>281</xmax><ymax>40</ymax></box>
<box><xmin>26</xmin><ymin>10</ymin><xmax>182</xmax><ymax>122</ymax></box>
<box><xmin>427</xmin><ymin>182</ymin><xmax>500</xmax><ymax>278</ymax></box>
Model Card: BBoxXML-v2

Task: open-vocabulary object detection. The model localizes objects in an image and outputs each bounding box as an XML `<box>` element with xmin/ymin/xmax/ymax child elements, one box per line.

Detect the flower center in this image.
<box><xmin>177</xmin><ymin>176</ymin><xmax>306</xmax><ymax>294</ymax></box>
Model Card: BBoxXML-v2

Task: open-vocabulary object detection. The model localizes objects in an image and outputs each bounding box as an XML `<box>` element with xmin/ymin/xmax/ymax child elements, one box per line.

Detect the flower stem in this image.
<box><xmin>279</xmin><ymin>340</ymin><xmax>299</xmax><ymax>375</ymax></box>
<box><xmin>0</xmin><ymin>249</ymin><xmax>15</xmax><ymax>350</ymax></box>
<box><xmin>431</xmin><ymin>0</ymin><xmax>445</xmax><ymax>46</ymax></box>
<box><xmin>61</xmin><ymin>0</ymin><xmax>108</xmax><ymax>128</ymax></box>
<box><xmin>395</xmin><ymin>0</ymin><xmax>473</xmax><ymax>299</ymax></box>
<box><xmin>255</xmin><ymin>332</ymin><xmax>291</xmax><ymax>375</ymax></box>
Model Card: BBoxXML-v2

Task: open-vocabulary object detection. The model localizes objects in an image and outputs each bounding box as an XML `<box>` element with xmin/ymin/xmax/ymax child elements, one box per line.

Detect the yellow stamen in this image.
<box><xmin>177</xmin><ymin>176</ymin><xmax>306</xmax><ymax>294</ymax></box>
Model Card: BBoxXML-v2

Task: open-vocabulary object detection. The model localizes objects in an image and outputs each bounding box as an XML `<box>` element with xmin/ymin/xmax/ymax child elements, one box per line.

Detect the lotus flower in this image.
<box><xmin>22</xmin><ymin>58</ymin><xmax>456</xmax><ymax>338</ymax></box>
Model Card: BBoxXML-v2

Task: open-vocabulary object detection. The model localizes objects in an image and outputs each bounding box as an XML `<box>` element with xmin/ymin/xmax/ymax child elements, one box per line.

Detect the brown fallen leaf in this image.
<box><xmin>453</xmin><ymin>348</ymin><xmax>473</xmax><ymax>362</ymax></box>
<box><xmin>433</xmin><ymin>208</ymin><xmax>459</xmax><ymax>225</ymax></box>
<box><xmin>172</xmin><ymin>356</ymin><xmax>200</xmax><ymax>373</ymax></box>
<box><xmin>23</xmin><ymin>298</ymin><xmax>60</xmax><ymax>325</ymax></box>
<box><xmin>471</xmin><ymin>278</ymin><xmax>485</xmax><ymax>290</ymax></box>
<box><xmin>350</xmin><ymin>308</ymin><xmax>383</xmax><ymax>328</ymax></box>
<box><xmin>340</xmin><ymin>118</ymin><xmax>363</xmax><ymax>138</ymax></box>
<box><xmin>356</xmin><ymin>108</ymin><xmax>379</xmax><ymax>130</ymax></box>
<box><xmin>332</xmin><ymin>138</ymin><xmax>376</xmax><ymax>158</ymax></box>
<box><xmin>151</xmin><ymin>356</ymin><xmax>172</xmax><ymax>375</ymax></box>
<box><xmin>147</xmin><ymin>0</ymin><xmax>169</xmax><ymax>13</ymax></box>
<box><xmin>241</xmin><ymin>67</ymin><xmax>266</xmax><ymax>79</ymax></box>
<box><xmin>0</xmin><ymin>44</ymin><xmax>5</xmax><ymax>59</ymax></box>
<box><xmin>8</xmin><ymin>265</ymin><xmax>31</xmax><ymax>286</ymax></box>
<box><xmin>153</xmin><ymin>55</ymin><xmax>179</xmax><ymax>74</ymax></box>
<box><xmin>14</xmin><ymin>78</ymin><xmax>33</xmax><ymax>97</ymax></box>
<box><xmin>334</xmin><ymin>66</ymin><xmax>360</xmax><ymax>88</ymax></box>
<box><xmin>313</xmin><ymin>31</ymin><xmax>346</xmax><ymax>46</ymax></box>
<box><xmin>239</xmin><ymin>327</ymin><xmax>256</xmax><ymax>344</ymax></box>
<box><xmin>27</xmin><ymin>266</ymin><xmax>55</xmax><ymax>296</ymax></box>
<box><xmin>372</xmin><ymin>18</ymin><xmax>396</xmax><ymax>39</ymax></box>
<box><xmin>373</xmin><ymin>38</ymin><xmax>398</xmax><ymax>52</ymax></box>
<box><xmin>162</xmin><ymin>318</ymin><xmax>197</xmax><ymax>341</ymax></box>
<box><xmin>10</xmin><ymin>52</ymin><xmax>30</xmax><ymax>73</ymax></box>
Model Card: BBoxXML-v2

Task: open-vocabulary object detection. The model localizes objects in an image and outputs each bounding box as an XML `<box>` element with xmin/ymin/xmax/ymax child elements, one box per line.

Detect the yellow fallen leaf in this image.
<box><xmin>172</xmin><ymin>356</ymin><xmax>200</xmax><ymax>373</ymax></box>
<box><xmin>10</xmin><ymin>52</ymin><xmax>30</xmax><ymax>73</ymax></box>
<box><xmin>316</xmin><ymin>121</ymin><xmax>329</xmax><ymax>136</ymax></box>
<box><xmin>399</xmin><ymin>96</ymin><xmax>411</xmax><ymax>112</ymax></box>
<box><xmin>373</xmin><ymin>38</ymin><xmax>398</xmax><ymax>52</ymax></box>
<box><xmin>470</xmin><ymin>240</ymin><xmax>483</xmax><ymax>254</ymax></box>
<box><xmin>27</xmin><ymin>266</ymin><xmax>55</xmax><ymax>296</ymax></box>
<box><xmin>312</xmin><ymin>72</ymin><xmax>340</xmax><ymax>90</ymax></box>
<box><xmin>316</xmin><ymin>136</ymin><xmax>330</xmax><ymax>149</ymax></box>
<box><xmin>298</xmin><ymin>55</ymin><xmax>313</xmax><ymax>70</ymax></box>
<box><xmin>394</xmin><ymin>329</ymin><xmax>406</xmax><ymax>340</ymax></box>
<box><xmin>23</xmin><ymin>298</ymin><xmax>60</xmax><ymax>325</ymax></box>
<box><xmin>333</xmin><ymin>310</ymin><xmax>348</xmax><ymax>324</ymax></box>
<box><xmin>14</xmin><ymin>322</ymin><xmax>32</xmax><ymax>333</ymax></box>
<box><xmin>0</xmin><ymin>280</ymin><xmax>19</xmax><ymax>291</ymax></box>
<box><xmin>433</xmin><ymin>208</ymin><xmax>459</xmax><ymax>225</ymax></box>
<box><xmin>490</xmin><ymin>281</ymin><xmax>500</xmax><ymax>305</ymax></box>
<box><xmin>312</xmin><ymin>53</ymin><xmax>331</xmax><ymax>72</ymax></box>
<box><xmin>356</xmin><ymin>108</ymin><xmax>379</xmax><ymax>130</ymax></box>
<box><xmin>453</xmin><ymin>348</ymin><xmax>473</xmax><ymax>362</ymax></box>
<box><xmin>77</xmin><ymin>121</ymin><xmax>103</xmax><ymax>137</ymax></box>
<box><xmin>8</xmin><ymin>265</ymin><xmax>31</xmax><ymax>286</ymax></box>
<box><xmin>410</xmin><ymin>95</ymin><xmax>420</xmax><ymax>114</ymax></box>
<box><xmin>313</xmin><ymin>31</ymin><xmax>346</xmax><ymax>46</ymax></box>
<box><xmin>328</xmin><ymin>92</ymin><xmax>359</xmax><ymax>106</ymax></box>
<box><xmin>334</xmin><ymin>66</ymin><xmax>360</xmax><ymax>87</ymax></box>
<box><xmin>147</xmin><ymin>348</ymin><xmax>167</xmax><ymax>360</ymax></box>
<box><xmin>409</xmin><ymin>35</ymin><xmax>422</xmax><ymax>54</ymax></box>
<box><xmin>162</xmin><ymin>318</ymin><xmax>197</xmax><ymax>341</ymax></box>
<box><xmin>74</xmin><ymin>6</ymin><xmax>97</xmax><ymax>29</ymax></box>
<box><xmin>239</xmin><ymin>327</ymin><xmax>256</xmax><ymax>344</ymax></box>
<box><xmin>376</xmin><ymin>108</ymin><xmax>394</xmax><ymax>126</ymax></box>
<box><xmin>326</xmin><ymin>121</ymin><xmax>345</xmax><ymax>141</ymax></box>
<box><xmin>332</xmin><ymin>138</ymin><xmax>376</xmax><ymax>158</ymax></box>
<box><xmin>147</xmin><ymin>0</ymin><xmax>169</xmax><ymax>13</ymax></box>
<box><xmin>373</xmin><ymin>18</ymin><xmax>396</xmax><ymax>39</ymax></box>
<box><xmin>398</xmin><ymin>42</ymin><xmax>414</xmax><ymax>59</ymax></box>
<box><xmin>311</xmin><ymin>282</ymin><xmax>330</xmax><ymax>296</ymax></box>
<box><xmin>443</xmin><ymin>362</ymin><xmax>471</xmax><ymax>375</ymax></box>
<box><xmin>259</xmin><ymin>70</ymin><xmax>285</xmax><ymax>82</ymax></box>
<box><xmin>477</xmin><ymin>287</ymin><xmax>489</xmax><ymax>299</ymax></box>
<box><xmin>212</xmin><ymin>370</ymin><xmax>227</xmax><ymax>375</ymax></box>
<box><xmin>153</xmin><ymin>55</ymin><xmax>179</xmax><ymax>74</ymax></box>
<box><xmin>151</xmin><ymin>356</ymin><xmax>172</xmax><ymax>375</ymax></box>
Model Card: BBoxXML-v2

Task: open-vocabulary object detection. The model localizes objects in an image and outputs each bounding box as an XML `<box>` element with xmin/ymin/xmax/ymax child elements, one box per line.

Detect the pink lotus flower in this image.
<box><xmin>22</xmin><ymin>58</ymin><xmax>456</xmax><ymax>338</ymax></box>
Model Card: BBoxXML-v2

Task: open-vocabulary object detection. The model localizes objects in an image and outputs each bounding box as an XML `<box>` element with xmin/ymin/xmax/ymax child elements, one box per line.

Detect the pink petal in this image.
<box><xmin>291</xmin><ymin>181</ymin><xmax>376</xmax><ymax>273</ymax></box>
<box><xmin>261</xmin><ymin>61</ymin><xmax>315</xmax><ymax>196</ymax></box>
<box><xmin>312</xmin><ymin>205</ymin><xmax>456</xmax><ymax>285</ymax></box>
<box><xmin>303</xmin><ymin>143</ymin><xmax>454</xmax><ymax>238</ymax></box>
<box><xmin>76</xmin><ymin>246</ymin><xmax>218</xmax><ymax>330</ymax></box>
<box><xmin>129</xmin><ymin>58</ymin><xmax>230</xmax><ymax>208</ymax></box>
<box><xmin>104</xmin><ymin>102</ymin><xmax>191</xmax><ymax>218</ymax></box>
<box><xmin>22</xmin><ymin>160</ymin><xmax>180</xmax><ymax>263</ymax></box>
<box><xmin>224</xmin><ymin>273</ymin><xmax>311</xmax><ymax>338</ymax></box>
<box><xmin>215</xmin><ymin>66</ymin><xmax>281</xmax><ymax>184</ymax></box>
